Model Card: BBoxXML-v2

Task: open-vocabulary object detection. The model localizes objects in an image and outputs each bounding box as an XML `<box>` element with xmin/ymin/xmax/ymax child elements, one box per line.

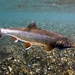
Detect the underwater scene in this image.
<box><xmin>0</xmin><ymin>0</ymin><xmax>75</xmax><ymax>75</ymax></box>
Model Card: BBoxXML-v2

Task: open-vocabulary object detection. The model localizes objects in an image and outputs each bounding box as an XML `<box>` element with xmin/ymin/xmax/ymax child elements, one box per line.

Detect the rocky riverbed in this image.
<box><xmin>0</xmin><ymin>36</ymin><xmax>75</xmax><ymax>75</ymax></box>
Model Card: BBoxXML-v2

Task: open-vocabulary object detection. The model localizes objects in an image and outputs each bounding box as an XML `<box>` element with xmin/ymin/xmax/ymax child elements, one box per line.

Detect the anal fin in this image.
<box><xmin>46</xmin><ymin>44</ymin><xmax>54</xmax><ymax>52</ymax></box>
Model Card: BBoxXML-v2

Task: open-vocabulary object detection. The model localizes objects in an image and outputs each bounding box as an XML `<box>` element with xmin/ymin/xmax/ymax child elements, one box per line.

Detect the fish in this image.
<box><xmin>0</xmin><ymin>21</ymin><xmax>75</xmax><ymax>51</ymax></box>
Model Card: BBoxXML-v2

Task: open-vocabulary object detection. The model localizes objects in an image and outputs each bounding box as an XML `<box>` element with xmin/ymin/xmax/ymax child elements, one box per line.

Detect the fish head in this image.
<box><xmin>55</xmin><ymin>37</ymin><xmax>73</xmax><ymax>49</ymax></box>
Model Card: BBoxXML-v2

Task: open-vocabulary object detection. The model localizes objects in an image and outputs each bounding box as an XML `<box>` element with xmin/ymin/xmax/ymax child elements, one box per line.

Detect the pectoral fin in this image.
<box><xmin>11</xmin><ymin>36</ymin><xmax>18</xmax><ymax>42</ymax></box>
<box><xmin>25</xmin><ymin>42</ymin><xmax>32</xmax><ymax>50</ymax></box>
<box><xmin>46</xmin><ymin>44</ymin><xmax>54</xmax><ymax>51</ymax></box>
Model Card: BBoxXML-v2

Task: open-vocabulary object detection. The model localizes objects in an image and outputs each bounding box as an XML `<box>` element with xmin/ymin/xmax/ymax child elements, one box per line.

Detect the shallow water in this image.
<box><xmin>0</xmin><ymin>12</ymin><xmax>75</xmax><ymax>40</ymax></box>
<box><xmin>0</xmin><ymin>0</ymin><xmax>75</xmax><ymax>75</ymax></box>
<box><xmin>0</xmin><ymin>0</ymin><xmax>75</xmax><ymax>37</ymax></box>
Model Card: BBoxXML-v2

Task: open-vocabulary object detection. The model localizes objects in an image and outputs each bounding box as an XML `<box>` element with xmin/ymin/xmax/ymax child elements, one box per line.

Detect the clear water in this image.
<box><xmin>1</xmin><ymin>1</ymin><xmax>75</xmax><ymax>74</ymax></box>
<box><xmin>0</xmin><ymin>0</ymin><xmax>75</xmax><ymax>39</ymax></box>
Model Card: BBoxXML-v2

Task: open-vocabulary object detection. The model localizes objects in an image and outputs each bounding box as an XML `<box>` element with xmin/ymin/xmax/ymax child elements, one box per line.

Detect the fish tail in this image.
<box><xmin>0</xmin><ymin>28</ymin><xmax>2</xmax><ymax>37</ymax></box>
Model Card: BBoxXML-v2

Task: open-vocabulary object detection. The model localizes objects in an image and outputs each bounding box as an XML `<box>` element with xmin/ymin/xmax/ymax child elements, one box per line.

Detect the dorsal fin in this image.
<box><xmin>27</xmin><ymin>21</ymin><xmax>38</xmax><ymax>29</ymax></box>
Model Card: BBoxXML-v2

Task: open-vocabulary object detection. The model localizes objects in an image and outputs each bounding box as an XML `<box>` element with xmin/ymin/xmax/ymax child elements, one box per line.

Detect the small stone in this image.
<box><xmin>2</xmin><ymin>65</ymin><xmax>7</xmax><ymax>70</ymax></box>
<box><xmin>52</xmin><ymin>58</ymin><xmax>56</xmax><ymax>63</ymax></box>
<box><xmin>43</xmin><ymin>68</ymin><xmax>47</xmax><ymax>75</ymax></box>
<box><xmin>32</xmin><ymin>63</ymin><xmax>40</xmax><ymax>67</ymax></box>
<box><xmin>36</xmin><ymin>68</ymin><xmax>40</xmax><ymax>73</ymax></box>
<box><xmin>0</xmin><ymin>70</ymin><xmax>2</xmax><ymax>73</ymax></box>
<box><xmin>8</xmin><ymin>66</ymin><xmax>12</xmax><ymax>72</ymax></box>
<box><xmin>30</xmin><ymin>71</ymin><xmax>33</xmax><ymax>75</ymax></box>
<box><xmin>14</xmin><ymin>59</ymin><xmax>17</xmax><ymax>62</ymax></box>
<box><xmin>68</xmin><ymin>69</ymin><xmax>74</xmax><ymax>75</ymax></box>
<box><xmin>48</xmin><ymin>67</ymin><xmax>51</xmax><ymax>70</ymax></box>
<box><xmin>17</xmin><ymin>59</ymin><xmax>20</xmax><ymax>62</ymax></box>
<box><xmin>7</xmin><ymin>57</ymin><xmax>13</xmax><ymax>60</ymax></box>
<box><xmin>6</xmin><ymin>71</ymin><xmax>9</xmax><ymax>74</ymax></box>
<box><xmin>23</xmin><ymin>61</ymin><xmax>26</xmax><ymax>65</ymax></box>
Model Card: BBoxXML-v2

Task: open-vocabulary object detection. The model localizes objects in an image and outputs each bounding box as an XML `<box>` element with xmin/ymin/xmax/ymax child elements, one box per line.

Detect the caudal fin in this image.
<box><xmin>0</xmin><ymin>29</ymin><xmax>2</xmax><ymax>37</ymax></box>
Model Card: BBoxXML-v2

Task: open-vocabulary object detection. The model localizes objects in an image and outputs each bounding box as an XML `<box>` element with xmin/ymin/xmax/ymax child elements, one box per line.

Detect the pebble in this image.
<box><xmin>6</xmin><ymin>71</ymin><xmax>9</xmax><ymax>74</ymax></box>
<box><xmin>36</xmin><ymin>68</ymin><xmax>40</xmax><ymax>73</ymax></box>
<box><xmin>68</xmin><ymin>69</ymin><xmax>74</xmax><ymax>75</ymax></box>
<box><xmin>8</xmin><ymin>66</ymin><xmax>12</xmax><ymax>72</ymax></box>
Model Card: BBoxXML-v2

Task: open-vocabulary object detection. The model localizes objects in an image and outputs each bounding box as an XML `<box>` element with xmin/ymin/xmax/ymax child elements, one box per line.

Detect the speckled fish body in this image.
<box><xmin>0</xmin><ymin>22</ymin><xmax>74</xmax><ymax>51</ymax></box>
